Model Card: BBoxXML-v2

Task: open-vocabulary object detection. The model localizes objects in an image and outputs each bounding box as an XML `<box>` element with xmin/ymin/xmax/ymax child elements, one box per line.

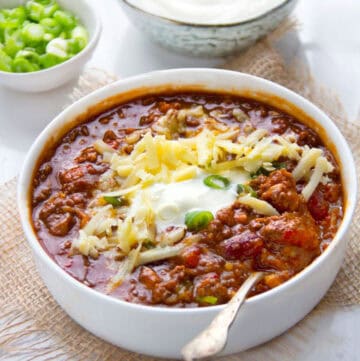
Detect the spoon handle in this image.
<box><xmin>182</xmin><ymin>272</ymin><xmax>264</xmax><ymax>361</ymax></box>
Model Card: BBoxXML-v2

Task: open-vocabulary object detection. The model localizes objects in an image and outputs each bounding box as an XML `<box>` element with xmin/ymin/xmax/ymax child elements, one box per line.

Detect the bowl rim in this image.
<box><xmin>0</xmin><ymin>0</ymin><xmax>102</xmax><ymax>77</ymax></box>
<box><xmin>121</xmin><ymin>0</ymin><xmax>296</xmax><ymax>28</ymax></box>
<box><xmin>18</xmin><ymin>68</ymin><xmax>358</xmax><ymax>315</ymax></box>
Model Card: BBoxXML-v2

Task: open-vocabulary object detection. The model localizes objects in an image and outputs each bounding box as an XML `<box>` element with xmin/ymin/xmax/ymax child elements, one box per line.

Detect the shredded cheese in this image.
<box><xmin>70</xmin><ymin>109</ymin><xmax>336</xmax><ymax>287</ymax></box>
<box><xmin>302</xmin><ymin>157</ymin><xmax>334</xmax><ymax>201</ymax></box>
<box><xmin>108</xmin><ymin>243</ymin><xmax>142</xmax><ymax>290</ymax></box>
<box><xmin>136</xmin><ymin>243</ymin><xmax>185</xmax><ymax>266</ymax></box>
<box><xmin>237</xmin><ymin>194</ymin><xmax>280</xmax><ymax>216</ymax></box>
<box><xmin>292</xmin><ymin>148</ymin><xmax>322</xmax><ymax>181</ymax></box>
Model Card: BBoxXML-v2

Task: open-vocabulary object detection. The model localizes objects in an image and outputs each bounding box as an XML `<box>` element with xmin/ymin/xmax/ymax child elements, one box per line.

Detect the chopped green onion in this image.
<box><xmin>43</xmin><ymin>33</ymin><xmax>53</xmax><ymax>41</ymax></box>
<box><xmin>40</xmin><ymin>18</ymin><xmax>62</xmax><ymax>36</ymax></box>
<box><xmin>43</xmin><ymin>2</ymin><xmax>60</xmax><ymax>17</ymax></box>
<box><xmin>25</xmin><ymin>1</ymin><xmax>45</xmax><ymax>22</ymax></box>
<box><xmin>0</xmin><ymin>49</ymin><xmax>12</xmax><ymax>72</ymax></box>
<box><xmin>251</xmin><ymin>167</ymin><xmax>270</xmax><ymax>178</ymax></box>
<box><xmin>39</xmin><ymin>52</ymin><xmax>60</xmax><ymax>68</ymax></box>
<box><xmin>251</xmin><ymin>162</ymin><xmax>286</xmax><ymax>179</ymax></box>
<box><xmin>12</xmin><ymin>56</ymin><xmax>39</xmax><ymax>72</ymax></box>
<box><xmin>7</xmin><ymin>7</ymin><xmax>26</xmax><ymax>25</ymax></box>
<box><xmin>33</xmin><ymin>41</ymin><xmax>46</xmax><ymax>54</ymax></box>
<box><xmin>103</xmin><ymin>196</ymin><xmax>124</xmax><ymax>207</ymax></box>
<box><xmin>196</xmin><ymin>296</ymin><xmax>218</xmax><ymax>305</ymax></box>
<box><xmin>69</xmin><ymin>26</ymin><xmax>88</xmax><ymax>51</ymax></box>
<box><xmin>236</xmin><ymin>184</ymin><xmax>245</xmax><ymax>194</ymax></box>
<box><xmin>203</xmin><ymin>175</ymin><xmax>230</xmax><ymax>190</ymax></box>
<box><xmin>34</xmin><ymin>0</ymin><xmax>53</xmax><ymax>4</ymax></box>
<box><xmin>3</xmin><ymin>30</ymin><xmax>24</xmax><ymax>57</ymax></box>
<box><xmin>185</xmin><ymin>210</ymin><xmax>214</xmax><ymax>232</ymax></box>
<box><xmin>22</xmin><ymin>23</ymin><xmax>44</xmax><ymax>44</ymax></box>
<box><xmin>0</xmin><ymin>1</ymin><xmax>88</xmax><ymax>73</ymax></box>
<box><xmin>0</xmin><ymin>13</ymin><xmax>19</xmax><ymax>30</ymax></box>
<box><xmin>143</xmin><ymin>240</ymin><xmax>156</xmax><ymax>250</ymax></box>
<box><xmin>53</xmin><ymin>10</ymin><xmax>75</xmax><ymax>29</ymax></box>
<box><xmin>15</xmin><ymin>48</ymin><xmax>40</xmax><ymax>64</ymax></box>
<box><xmin>46</xmin><ymin>37</ymin><xmax>68</xmax><ymax>58</ymax></box>
<box><xmin>237</xmin><ymin>184</ymin><xmax>257</xmax><ymax>198</ymax></box>
<box><xmin>272</xmin><ymin>161</ymin><xmax>286</xmax><ymax>169</ymax></box>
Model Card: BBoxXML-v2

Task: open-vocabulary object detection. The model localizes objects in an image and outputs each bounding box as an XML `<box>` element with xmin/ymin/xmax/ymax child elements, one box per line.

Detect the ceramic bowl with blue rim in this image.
<box><xmin>119</xmin><ymin>0</ymin><xmax>298</xmax><ymax>57</ymax></box>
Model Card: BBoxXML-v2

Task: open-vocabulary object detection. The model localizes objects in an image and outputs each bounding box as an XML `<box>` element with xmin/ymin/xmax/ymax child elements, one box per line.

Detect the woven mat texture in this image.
<box><xmin>0</xmin><ymin>22</ymin><xmax>359</xmax><ymax>361</ymax></box>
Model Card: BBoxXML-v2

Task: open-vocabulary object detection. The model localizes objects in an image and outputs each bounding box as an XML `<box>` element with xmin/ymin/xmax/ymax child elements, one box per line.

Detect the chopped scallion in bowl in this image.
<box><xmin>0</xmin><ymin>0</ymin><xmax>89</xmax><ymax>73</ymax></box>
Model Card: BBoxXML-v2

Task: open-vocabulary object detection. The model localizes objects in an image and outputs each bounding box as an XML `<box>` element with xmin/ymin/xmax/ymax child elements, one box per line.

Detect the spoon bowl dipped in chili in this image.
<box><xmin>18</xmin><ymin>69</ymin><xmax>357</xmax><ymax>358</ymax></box>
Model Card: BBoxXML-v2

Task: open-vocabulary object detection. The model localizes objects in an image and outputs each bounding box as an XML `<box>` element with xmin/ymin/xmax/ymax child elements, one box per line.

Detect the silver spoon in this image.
<box><xmin>181</xmin><ymin>272</ymin><xmax>264</xmax><ymax>361</ymax></box>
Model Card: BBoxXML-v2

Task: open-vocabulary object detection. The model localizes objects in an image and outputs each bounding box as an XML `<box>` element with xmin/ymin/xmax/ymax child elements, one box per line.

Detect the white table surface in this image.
<box><xmin>0</xmin><ymin>0</ymin><xmax>359</xmax><ymax>359</ymax></box>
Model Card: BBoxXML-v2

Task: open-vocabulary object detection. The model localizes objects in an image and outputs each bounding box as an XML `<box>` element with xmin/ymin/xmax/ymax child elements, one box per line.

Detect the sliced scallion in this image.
<box><xmin>237</xmin><ymin>184</ymin><xmax>257</xmax><ymax>198</ymax></box>
<box><xmin>25</xmin><ymin>1</ymin><xmax>44</xmax><ymax>22</ymax></box>
<box><xmin>203</xmin><ymin>174</ymin><xmax>230</xmax><ymax>190</ymax></box>
<box><xmin>53</xmin><ymin>10</ymin><xmax>75</xmax><ymax>29</ymax></box>
<box><xmin>43</xmin><ymin>2</ymin><xmax>60</xmax><ymax>18</ymax></box>
<box><xmin>185</xmin><ymin>210</ymin><xmax>214</xmax><ymax>232</ymax></box>
<box><xmin>0</xmin><ymin>0</ymin><xmax>89</xmax><ymax>73</ymax></box>
<box><xmin>272</xmin><ymin>161</ymin><xmax>286</xmax><ymax>169</ymax></box>
<box><xmin>12</xmin><ymin>56</ymin><xmax>38</xmax><ymax>72</ymax></box>
<box><xmin>250</xmin><ymin>167</ymin><xmax>270</xmax><ymax>178</ymax></box>
<box><xmin>103</xmin><ymin>195</ymin><xmax>124</xmax><ymax>207</ymax></box>
<box><xmin>40</xmin><ymin>17</ymin><xmax>62</xmax><ymax>36</ymax></box>
<box><xmin>0</xmin><ymin>49</ymin><xmax>12</xmax><ymax>71</ymax></box>
<box><xmin>21</xmin><ymin>23</ymin><xmax>44</xmax><ymax>44</ymax></box>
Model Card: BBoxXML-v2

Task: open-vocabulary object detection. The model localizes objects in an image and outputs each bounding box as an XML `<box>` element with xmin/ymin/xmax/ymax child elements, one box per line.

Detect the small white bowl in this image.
<box><xmin>18</xmin><ymin>69</ymin><xmax>357</xmax><ymax>358</ymax></box>
<box><xmin>0</xmin><ymin>0</ymin><xmax>101</xmax><ymax>92</ymax></box>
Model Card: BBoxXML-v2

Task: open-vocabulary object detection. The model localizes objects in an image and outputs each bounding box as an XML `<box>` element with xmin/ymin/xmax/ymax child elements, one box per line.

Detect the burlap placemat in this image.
<box><xmin>1</xmin><ymin>22</ymin><xmax>359</xmax><ymax>360</ymax></box>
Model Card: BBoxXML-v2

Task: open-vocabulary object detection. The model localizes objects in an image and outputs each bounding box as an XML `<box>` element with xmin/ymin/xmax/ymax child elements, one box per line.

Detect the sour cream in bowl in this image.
<box><xmin>126</xmin><ymin>0</ymin><xmax>287</xmax><ymax>25</ymax></box>
<box><xmin>120</xmin><ymin>0</ymin><xmax>298</xmax><ymax>56</ymax></box>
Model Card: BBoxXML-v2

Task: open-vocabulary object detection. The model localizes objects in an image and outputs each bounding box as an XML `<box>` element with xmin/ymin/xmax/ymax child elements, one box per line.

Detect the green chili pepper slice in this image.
<box><xmin>185</xmin><ymin>210</ymin><xmax>214</xmax><ymax>232</ymax></box>
<box><xmin>203</xmin><ymin>174</ymin><xmax>230</xmax><ymax>190</ymax></box>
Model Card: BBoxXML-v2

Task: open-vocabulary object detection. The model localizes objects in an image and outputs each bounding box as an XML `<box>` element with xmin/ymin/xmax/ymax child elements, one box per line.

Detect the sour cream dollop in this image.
<box><xmin>130</xmin><ymin>170</ymin><xmax>250</xmax><ymax>232</ymax></box>
<box><xmin>127</xmin><ymin>0</ymin><xmax>286</xmax><ymax>25</ymax></box>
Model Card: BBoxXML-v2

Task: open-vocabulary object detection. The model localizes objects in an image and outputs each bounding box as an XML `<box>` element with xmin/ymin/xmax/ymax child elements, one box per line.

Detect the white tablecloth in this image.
<box><xmin>0</xmin><ymin>0</ymin><xmax>359</xmax><ymax>359</ymax></box>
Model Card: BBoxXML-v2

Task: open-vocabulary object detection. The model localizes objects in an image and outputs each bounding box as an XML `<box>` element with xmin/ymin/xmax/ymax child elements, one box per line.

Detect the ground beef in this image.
<box><xmin>251</xmin><ymin>169</ymin><xmax>303</xmax><ymax>212</ymax></box>
<box><xmin>260</xmin><ymin>212</ymin><xmax>320</xmax><ymax>250</ymax></box>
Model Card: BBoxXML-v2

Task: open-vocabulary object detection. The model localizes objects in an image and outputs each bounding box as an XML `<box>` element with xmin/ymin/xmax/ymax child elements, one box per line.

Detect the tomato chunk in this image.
<box><xmin>181</xmin><ymin>246</ymin><xmax>201</xmax><ymax>268</ymax></box>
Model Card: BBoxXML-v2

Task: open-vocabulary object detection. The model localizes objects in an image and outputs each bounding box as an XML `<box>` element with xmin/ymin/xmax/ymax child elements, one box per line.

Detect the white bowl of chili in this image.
<box><xmin>0</xmin><ymin>0</ymin><xmax>101</xmax><ymax>92</ymax></box>
<box><xmin>18</xmin><ymin>68</ymin><xmax>357</xmax><ymax>358</ymax></box>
